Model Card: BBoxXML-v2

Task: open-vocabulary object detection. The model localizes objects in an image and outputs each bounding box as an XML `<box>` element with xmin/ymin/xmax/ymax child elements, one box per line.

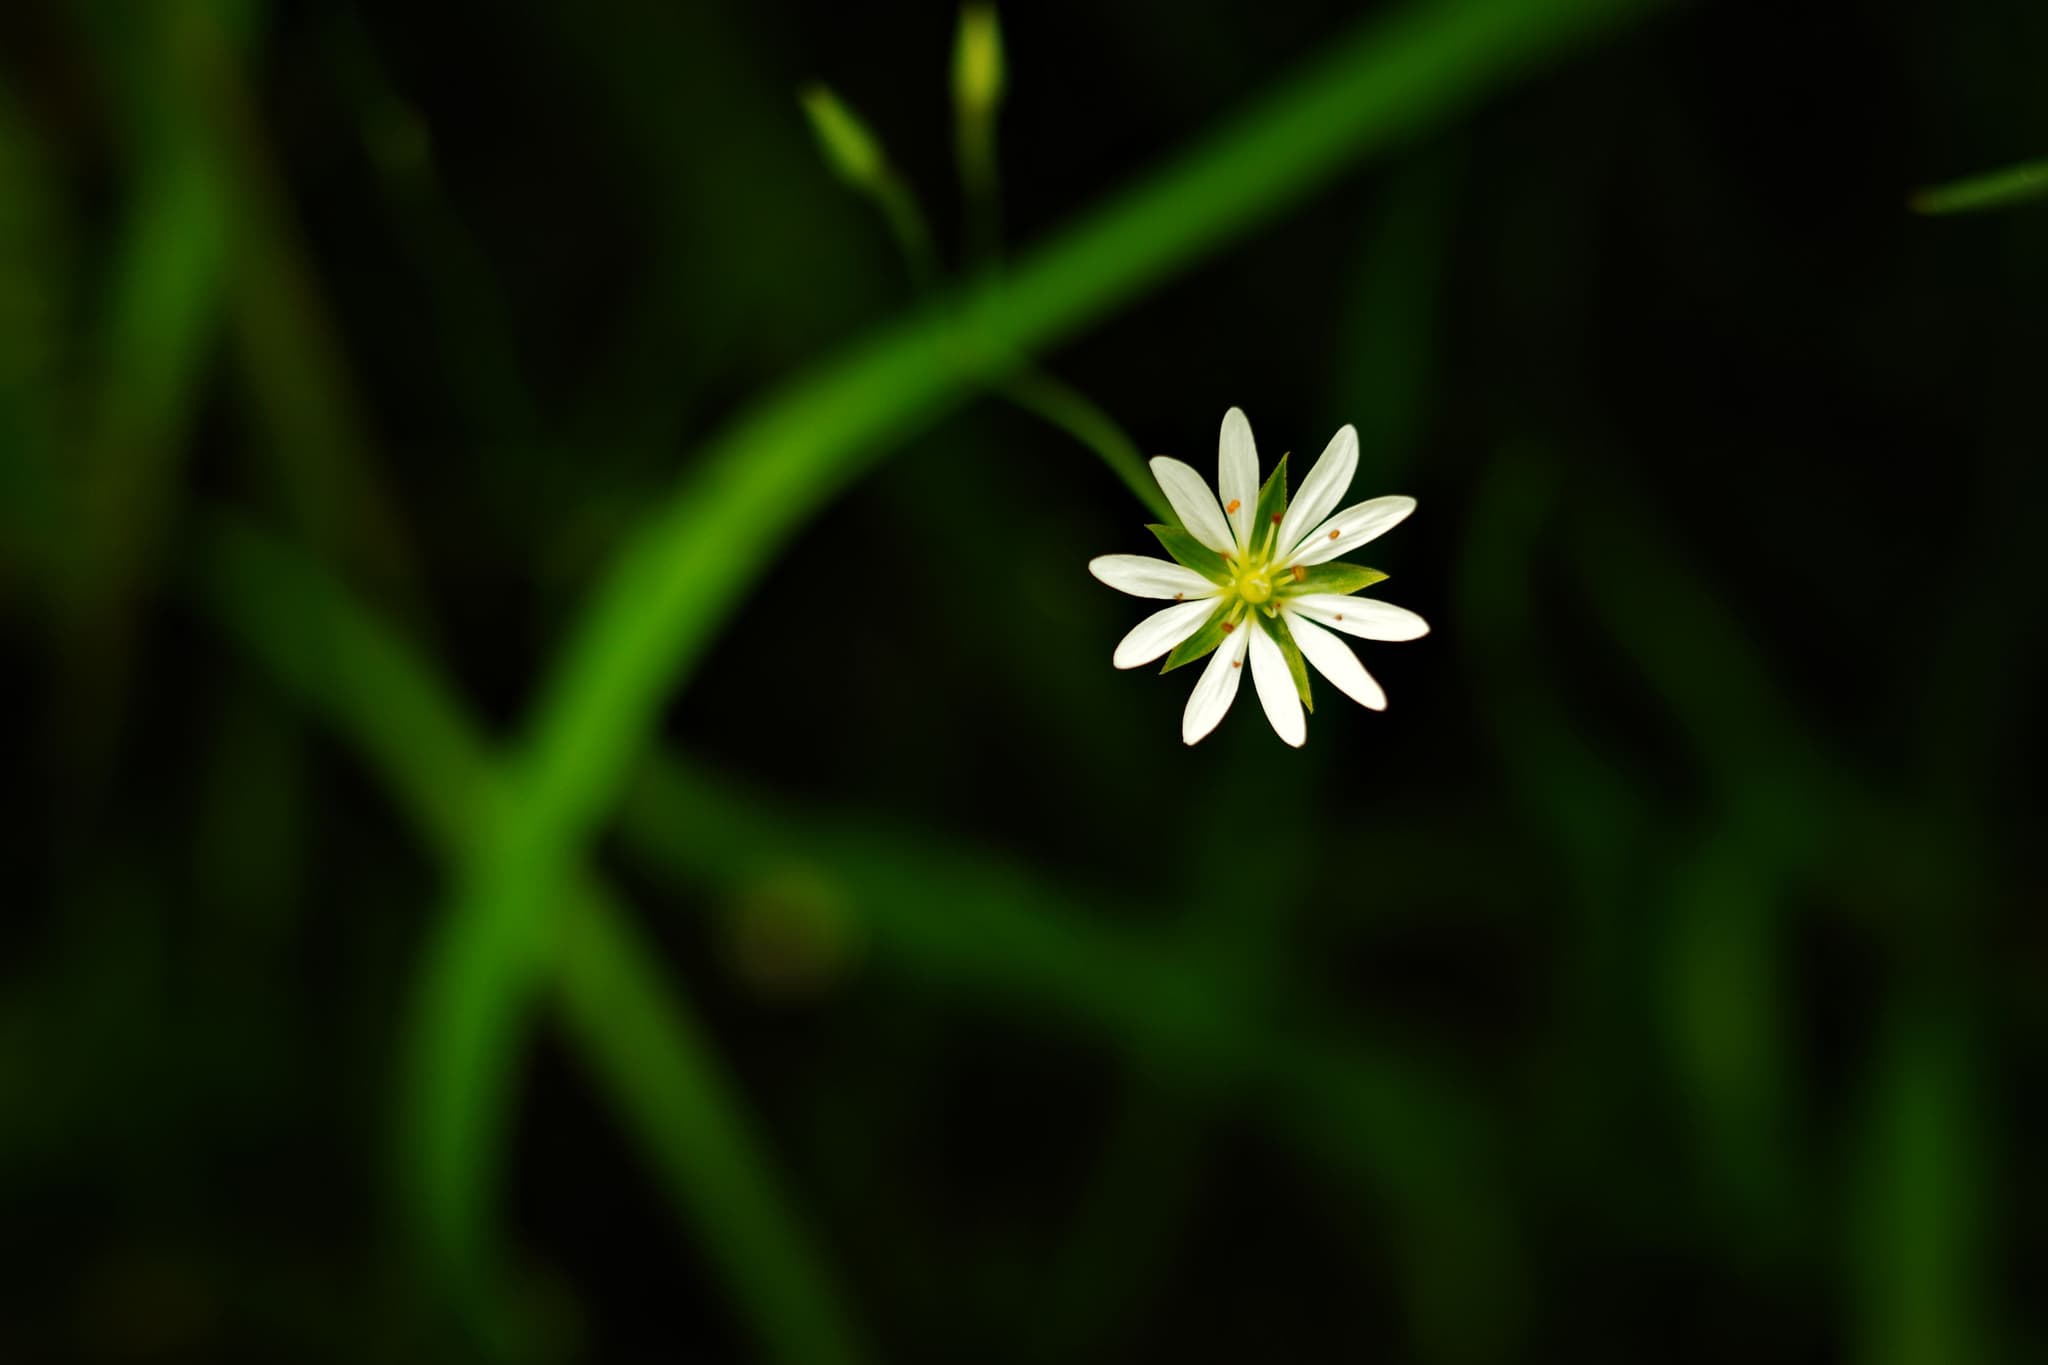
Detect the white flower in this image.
<box><xmin>1088</xmin><ymin>406</ymin><xmax>1429</xmax><ymax>747</ymax></box>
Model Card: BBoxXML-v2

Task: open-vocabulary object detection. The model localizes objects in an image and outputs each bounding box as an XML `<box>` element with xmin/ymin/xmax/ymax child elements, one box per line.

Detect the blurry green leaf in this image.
<box><xmin>1146</xmin><ymin>523</ymin><xmax>1232</xmax><ymax>582</ymax></box>
<box><xmin>1261</xmin><ymin>610</ymin><xmax>1313</xmax><ymax>710</ymax></box>
<box><xmin>1277</xmin><ymin>561</ymin><xmax>1387</xmax><ymax>596</ymax></box>
<box><xmin>1910</xmin><ymin>158</ymin><xmax>2048</xmax><ymax>215</ymax></box>
<box><xmin>798</xmin><ymin>84</ymin><xmax>887</xmax><ymax>189</ymax></box>
<box><xmin>1160</xmin><ymin>607</ymin><xmax>1232</xmax><ymax>673</ymax></box>
<box><xmin>1252</xmin><ymin>451</ymin><xmax>1290</xmax><ymax>542</ymax></box>
<box><xmin>1852</xmin><ymin>1011</ymin><xmax>1987</xmax><ymax>1365</ymax></box>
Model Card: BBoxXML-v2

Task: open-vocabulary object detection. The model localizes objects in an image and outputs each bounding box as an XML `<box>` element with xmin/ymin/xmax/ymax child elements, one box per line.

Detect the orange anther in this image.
<box><xmin>1225</xmin><ymin>499</ymin><xmax>1241</xmax><ymax>514</ymax></box>
<box><xmin>1328</xmin><ymin>529</ymin><xmax>1341</xmax><ymax>540</ymax></box>
<box><xmin>1271</xmin><ymin>512</ymin><xmax>1282</xmax><ymax>525</ymax></box>
<box><xmin>1219</xmin><ymin>621</ymin><xmax>1235</xmax><ymax>634</ymax></box>
<box><xmin>1230</xmin><ymin>660</ymin><xmax>1242</xmax><ymax>669</ymax></box>
<box><xmin>1291</xmin><ymin>565</ymin><xmax>1306</xmax><ymax>582</ymax></box>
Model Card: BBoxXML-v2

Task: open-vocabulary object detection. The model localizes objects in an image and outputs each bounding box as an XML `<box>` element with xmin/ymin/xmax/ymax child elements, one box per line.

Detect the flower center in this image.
<box><xmin>1235</xmin><ymin>566</ymin><xmax>1273</xmax><ymax>604</ymax></box>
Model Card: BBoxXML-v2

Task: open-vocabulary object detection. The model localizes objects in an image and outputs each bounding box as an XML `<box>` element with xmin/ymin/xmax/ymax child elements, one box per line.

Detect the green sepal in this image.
<box><xmin>1259</xmin><ymin>610</ymin><xmax>1313</xmax><ymax>711</ymax></box>
<box><xmin>1251</xmin><ymin>452</ymin><xmax>1290</xmax><ymax>542</ymax></box>
<box><xmin>1275</xmin><ymin>562</ymin><xmax>1388</xmax><ymax>597</ymax></box>
<box><xmin>1146</xmin><ymin>524</ymin><xmax>1232</xmax><ymax>584</ymax></box>
<box><xmin>1160</xmin><ymin>604</ymin><xmax>1233</xmax><ymax>674</ymax></box>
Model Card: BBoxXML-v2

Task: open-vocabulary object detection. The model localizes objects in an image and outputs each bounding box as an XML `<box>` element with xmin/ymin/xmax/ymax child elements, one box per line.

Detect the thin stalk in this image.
<box><xmin>996</xmin><ymin>364</ymin><xmax>1169</xmax><ymax>520</ymax></box>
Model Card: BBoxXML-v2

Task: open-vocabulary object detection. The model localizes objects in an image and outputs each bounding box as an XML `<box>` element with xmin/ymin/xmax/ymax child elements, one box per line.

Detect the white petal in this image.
<box><xmin>1287</xmin><ymin>594</ymin><xmax>1430</xmax><ymax>641</ymax></box>
<box><xmin>1281</xmin><ymin>494</ymin><xmax>1415</xmax><ymax>568</ymax></box>
<box><xmin>1148</xmin><ymin>457</ymin><xmax>1235</xmax><ymax>554</ymax></box>
<box><xmin>1088</xmin><ymin>555</ymin><xmax>1221</xmax><ymax>601</ymax></box>
<box><xmin>1181</xmin><ymin>622</ymin><xmax>1250</xmax><ymax>745</ymax></box>
<box><xmin>1217</xmin><ymin>407</ymin><xmax>1259</xmax><ymax>550</ymax></box>
<box><xmin>1274</xmin><ymin>424</ymin><xmax>1357</xmax><ymax>560</ymax></box>
<box><xmin>1247</xmin><ymin>617</ymin><xmax>1306</xmax><ymax>747</ymax></box>
<box><xmin>1283</xmin><ymin>609</ymin><xmax>1387</xmax><ymax>711</ymax></box>
<box><xmin>1113</xmin><ymin>598</ymin><xmax>1220</xmax><ymax>670</ymax></box>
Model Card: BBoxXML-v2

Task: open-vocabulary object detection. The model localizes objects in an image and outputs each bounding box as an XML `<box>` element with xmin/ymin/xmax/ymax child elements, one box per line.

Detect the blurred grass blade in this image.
<box><xmin>1910</xmin><ymin>157</ymin><xmax>2048</xmax><ymax>215</ymax></box>
<box><xmin>162</xmin><ymin>0</ymin><xmax>418</xmax><ymax>591</ymax></box>
<box><xmin>1851</xmin><ymin>1009</ymin><xmax>1987</xmax><ymax>1365</ymax></box>
<box><xmin>195</xmin><ymin>513</ymin><xmax>1516</xmax><ymax>1353</ymax></box>
<box><xmin>41</xmin><ymin>2</ymin><xmax>236</xmax><ymax>780</ymax></box>
<box><xmin>409</xmin><ymin>0</ymin><xmax>1660</xmax><ymax>1322</ymax></box>
<box><xmin>192</xmin><ymin>516</ymin><xmax>872</xmax><ymax>1365</ymax></box>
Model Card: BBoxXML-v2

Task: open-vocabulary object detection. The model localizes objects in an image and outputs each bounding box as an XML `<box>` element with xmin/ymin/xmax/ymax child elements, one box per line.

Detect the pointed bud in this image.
<box><xmin>799</xmin><ymin>84</ymin><xmax>886</xmax><ymax>189</ymax></box>
<box><xmin>952</xmin><ymin>4</ymin><xmax>1005</xmax><ymax>119</ymax></box>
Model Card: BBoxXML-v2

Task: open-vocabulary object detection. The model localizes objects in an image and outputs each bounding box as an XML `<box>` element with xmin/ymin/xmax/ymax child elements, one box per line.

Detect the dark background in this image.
<box><xmin>2</xmin><ymin>0</ymin><xmax>2043</xmax><ymax>1360</ymax></box>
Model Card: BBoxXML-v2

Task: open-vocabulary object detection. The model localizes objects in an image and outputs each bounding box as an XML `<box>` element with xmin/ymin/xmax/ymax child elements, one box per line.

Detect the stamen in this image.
<box><xmin>1291</xmin><ymin>565</ymin><xmax>1306</xmax><ymax>582</ymax></box>
<box><xmin>1270</xmin><ymin>512</ymin><xmax>1282</xmax><ymax>525</ymax></box>
<box><xmin>1230</xmin><ymin>660</ymin><xmax>1242</xmax><ymax>669</ymax></box>
<box><xmin>1219</xmin><ymin>621</ymin><xmax>1235</xmax><ymax>634</ymax></box>
<box><xmin>1334</xmin><ymin>613</ymin><xmax>1344</xmax><ymax>621</ymax></box>
<box><xmin>1328</xmin><ymin>529</ymin><xmax>1341</xmax><ymax>540</ymax></box>
<box><xmin>1174</xmin><ymin>592</ymin><xmax>1184</xmax><ymax>601</ymax></box>
<box><xmin>1225</xmin><ymin>499</ymin><xmax>1241</xmax><ymax>514</ymax></box>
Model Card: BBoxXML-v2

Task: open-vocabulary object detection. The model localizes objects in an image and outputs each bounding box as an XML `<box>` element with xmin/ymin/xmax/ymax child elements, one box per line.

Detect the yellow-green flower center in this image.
<box><xmin>1226</xmin><ymin>518</ymin><xmax>1286</xmax><ymax>609</ymax></box>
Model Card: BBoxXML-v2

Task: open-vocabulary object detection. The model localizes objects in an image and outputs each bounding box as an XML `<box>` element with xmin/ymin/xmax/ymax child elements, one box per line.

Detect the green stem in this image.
<box><xmin>191</xmin><ymin>516</ymin><xmax>873</xmax><ymax>1365</ymax></box>
<box><xmin>995</xmin><ymin>364</ymin><xmax>1169</xmax><ymax>520</ymax></box>
<box><xmin>873</xmin><ymin>173</ymin><xmax>940</xmax><ymax>295</ymax></box>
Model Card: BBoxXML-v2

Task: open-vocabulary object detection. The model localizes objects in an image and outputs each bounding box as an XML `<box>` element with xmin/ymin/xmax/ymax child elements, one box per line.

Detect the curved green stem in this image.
<box><xmin>995</xmin><ymin>364</ymin><xmax>1169</xmax><ymax>520</ymax></box>
<box><xmin>192</xmin><ymin>516</ymin><xmax>873</xmax><ymax>1364</ymax></box>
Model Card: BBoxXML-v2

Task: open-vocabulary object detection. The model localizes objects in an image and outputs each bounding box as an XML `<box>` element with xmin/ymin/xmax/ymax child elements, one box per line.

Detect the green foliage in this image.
<box><xmin>1262</xmin><ymin>610</ymin><xmax>1315</xmax><ymax>710</ymax></box>
<box><xmin>403</xmin><ymin>5</ymin><xmax>1665</xmax><ymax>1325</ymax></box>
<box><xmin>1252</xmin><ymin>450</ymin><xmax>1291</xmax><ymax>540</ymax></box>
<box><xmin>33</xmin><ymin>0</ymin><xmax>2040</xmax><ymax>1360</ymax></box>
<box><xmin>1910</xmin><ymin>157</ymin><xmax>2048</xmax><ymax>215</ymax></box>
<box><xmin>1160</xmin><ymin>608</ymin><xmax>1233</xmax><ymax>673</ymax></box>
<box><xmin>1147</xmin><ymin>522</ymin><xmax>1233</xmax><ymax>581</ymax></box>
<box><xmin>1278</xmin><ymin>561</ymin><xmax>1389</xmax><ymax>596</ymax></box>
